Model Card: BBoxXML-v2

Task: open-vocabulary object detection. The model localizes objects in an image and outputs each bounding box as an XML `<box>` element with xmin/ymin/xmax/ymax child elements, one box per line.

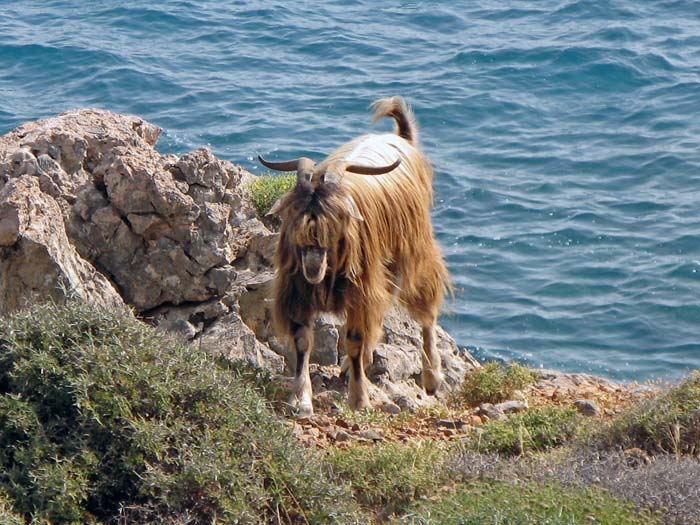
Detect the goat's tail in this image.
<box><xmin>371</xmin><ymin>96</ymin><xmax>419</xmax><ymax>146</ymax></box>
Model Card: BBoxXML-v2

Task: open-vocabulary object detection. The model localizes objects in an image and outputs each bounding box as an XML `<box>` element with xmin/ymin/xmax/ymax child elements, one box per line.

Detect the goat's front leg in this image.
<box><xmin>345</xmin><ymin>329</ymin><xmax>371</xmax><ymax>410</ymax></box>
<box><xmin>421</xmin><ymin>323</ymin><xmax>443</xmax><ymax>395</ymax></box>
<box><xmin>290</xmin><ymin>323</ymin><xmax>314</xmax><ymax>416</ymax></box>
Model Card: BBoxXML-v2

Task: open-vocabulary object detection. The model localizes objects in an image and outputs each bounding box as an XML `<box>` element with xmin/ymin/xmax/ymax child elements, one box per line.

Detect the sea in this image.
<box><xmin>1</xmin><ymin>1</ymin><xmax>699</xmax><ymax>381</ymax></box>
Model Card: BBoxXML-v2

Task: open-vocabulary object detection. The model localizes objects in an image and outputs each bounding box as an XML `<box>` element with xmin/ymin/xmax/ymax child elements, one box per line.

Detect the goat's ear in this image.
<box><xmin>266</xmin><ymin>196</ymin><xmax>287</xmax><ymax>217</ymax></box>
<box><xmin>345</xmin><ymin>195</ymin><xmax>364</xmax><ymax>222</ymax></box>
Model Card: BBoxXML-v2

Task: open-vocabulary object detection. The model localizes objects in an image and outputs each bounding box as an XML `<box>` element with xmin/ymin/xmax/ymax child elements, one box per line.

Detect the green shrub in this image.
<box><xmin>0</xmin><ymin>302</ymin><xmax>361</xmax><ymax>524</ymax></box>
<box><xmin>328</xmin><ymin>442</ymin><xmax>447</xmax><ymax>516</ymax></box>
<box><xmin>397</xmin><ymin>480</ymin><xmax>660</xmax><ymax>525</ymax></box>
<box><xmin>472</xmin><ymin>407</ymin><xmax>580</xmax><ymax>455</ymax></box>
<box><xmin>592</xmin><ymin>372</ymin><xmax>700</xmax><ymax>456</ymax></box>
<box><xmin>458</xmin><ymin>361</ymin><xmax>534</xmax><ymax>406</ymax></box>
<box><xmin>247</xmin><ymin>173</ymin><xmax>296</xmax><ymax>216</ymax></box>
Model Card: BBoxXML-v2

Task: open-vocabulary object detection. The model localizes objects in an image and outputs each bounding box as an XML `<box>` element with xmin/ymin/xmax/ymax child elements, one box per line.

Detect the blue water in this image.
<box><xmin>1</xmin><ymin>1</ymin><xmax>699</xmax><ymax>381</ymax></box>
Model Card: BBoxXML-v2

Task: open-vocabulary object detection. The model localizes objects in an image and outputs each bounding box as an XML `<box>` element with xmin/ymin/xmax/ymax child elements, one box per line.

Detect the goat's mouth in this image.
<box><xmin>301</xmin><ymin>248</ymin><xmax>328</xmax><ymax>284</ymax></box>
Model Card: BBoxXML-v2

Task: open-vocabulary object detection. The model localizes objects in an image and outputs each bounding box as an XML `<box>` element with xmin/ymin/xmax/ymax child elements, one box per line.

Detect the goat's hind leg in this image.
<box><xmin>290</xmin><ymin>323</ymin><xmax>314</xmax><ymax>416</ymax></box>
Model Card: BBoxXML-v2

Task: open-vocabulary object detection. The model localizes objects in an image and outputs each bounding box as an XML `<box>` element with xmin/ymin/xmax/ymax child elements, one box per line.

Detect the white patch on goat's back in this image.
<box><xmin>344</xmin><ymin>133</ymin><xmax>410</xmax><ymax>163</ymax></box>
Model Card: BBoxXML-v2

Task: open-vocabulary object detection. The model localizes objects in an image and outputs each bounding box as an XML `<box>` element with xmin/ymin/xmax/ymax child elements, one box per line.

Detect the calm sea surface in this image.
<box><xmin>1</xmin><ymin>1</ymin><xmax>699</xmax><ymax>380</ymax></box>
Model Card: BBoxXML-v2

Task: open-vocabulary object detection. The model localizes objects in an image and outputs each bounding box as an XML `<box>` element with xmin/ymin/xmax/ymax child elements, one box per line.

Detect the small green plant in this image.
<box><xmin>592</xmin><ymin>372</ymin><xmax>700</xmax><ymax>456</ymax></box>
<box><xmin>397</xmin><ymin>480</ymin><xmax>661</xmax><ymax>525</ymax></box>
<box><xmin>247</xmin><ymin>173</ymin><xmax>296</xmax><ymax>216</ymax></box>
<box><xmin>328</xmin><ymin>441</ymin><xmax>447</xmax><ymax>516</ymax></box>
<box><xmin>459</xmin><ymin>361</ymin><xmax>534</xmax><ymax>406</ymax></box>
<box><xmin>472</xmin><ymin>407</ymin><xmax>581</xmax><ymax>455</ymax></box>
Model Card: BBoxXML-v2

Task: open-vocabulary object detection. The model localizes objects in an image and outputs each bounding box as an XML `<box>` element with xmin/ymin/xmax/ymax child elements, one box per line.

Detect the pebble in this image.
<box><xmin>574</xmin><ymin>399</ymin><xmax>600</xmax><ymax>416</ymax></box>
<box><xmin>477</xmin><ymin>403</ymin><xmax>506</xmax><ymax>421</ymax></box>
<box><xmin>435</xmin><ymin>419</ymin><xmax>468</xmax><ymax>431</ymax></box>
<box><xmin>494</xmin><ymin>399</ymin><xmax>529</xmax><ymax>414</ymax></box>
<box><xmin>334</xmin><ymin>430</ymin><xmax>352</xmax><ymax>442</ymax></box>
<box><xmin>359</xmin><ymin>429</ymin><xmax>384</xmax><ymax>442</ymax></box>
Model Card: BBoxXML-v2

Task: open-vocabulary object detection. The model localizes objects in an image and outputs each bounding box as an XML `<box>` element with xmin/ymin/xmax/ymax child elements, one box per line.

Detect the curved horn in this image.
<box><xmin>345</xmin><ymin>158</ymin><xmax>401</xmax><ymax>175</ymax></box>
<box><xmin>258</xmin><ymin>155</ymin><xmax>301</xmax><ymax>172</ymax></box>
<box><xmin>259</xmin><ymin>155</ymin><xmax>316</xmax><ymax>185</ymax></box>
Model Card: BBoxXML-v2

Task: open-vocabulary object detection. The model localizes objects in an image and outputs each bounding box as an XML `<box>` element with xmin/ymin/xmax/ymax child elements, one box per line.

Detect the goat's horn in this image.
<box><xmin>258</xmin><ymin>155</ymin><xmax>301</xmax><ymax>172</ymax></box>
<box><xmin>259</xmin><ymin>156</ymin><xmax>316</xmax><ymax>184</ymax></box>
<box><xmin>345</xmin><ymin>158</ymin><xmax>401</xmax><ymax>175</ymax></box>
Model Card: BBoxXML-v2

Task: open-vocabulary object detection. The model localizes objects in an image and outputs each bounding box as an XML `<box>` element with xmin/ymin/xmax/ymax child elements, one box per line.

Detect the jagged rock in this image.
<box><xmin>574</xmin><ymin>398</ymin><xmax>600</xmax><ymax>417</ymax></box>
<box><xmin>477</xmin><ymin>403</ymin><xmax>506</xmax><ymax>421</ymax></box>
<box><xmin>197</xmin><ymin>312</ymin><xmax>285</xmax><ymax>373</ymax></box>
<box><xmin>494</xmin><ymin>399</ymin><xmax>529</xmax><ymax>414</ymax></box>
<box><xmin>0</xmin><ymin>109</ymin><xmax>263</xmax><ymax>313</ymax></box>
<box><xmin>0</xmin><ymin>176</ymin><xmax>124</xmax><ymax>314</ymax></box>
<box><xmin>534</xmin><ymin>369</ymin><xmax>620</xmax><ymax>393</ymax></box>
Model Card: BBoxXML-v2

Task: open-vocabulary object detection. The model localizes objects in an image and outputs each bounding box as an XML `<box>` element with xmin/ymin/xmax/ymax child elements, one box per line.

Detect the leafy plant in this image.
<box><xmin>472</xmin><ymin>407</ymin><xmax>580</xmax><ymax>455</ymax></box>
<box><xmin>247</xmin><ymin>173</ymin><xmax>296</xmax><ymax>216</ymax></box>
<box><xmin>592</xmin><ymin>372</ymin><xmax>700</xmax><ymax>456</ymax></box>
<box><xmin>328</xmin><ymin>441</ymin><xmax>447</xmax><ymax>516</ymax></box>
<box><xmin>458</xmin><ymin>361</ymin><xmax>534</xmax><ymax>406</ymax></box>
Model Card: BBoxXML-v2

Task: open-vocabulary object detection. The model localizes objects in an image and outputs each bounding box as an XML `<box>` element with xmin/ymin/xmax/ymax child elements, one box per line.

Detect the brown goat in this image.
<box><xmin>260</xmin><ymin>96</ymin><xmax>449</xmax><ymax>415</ymax></box>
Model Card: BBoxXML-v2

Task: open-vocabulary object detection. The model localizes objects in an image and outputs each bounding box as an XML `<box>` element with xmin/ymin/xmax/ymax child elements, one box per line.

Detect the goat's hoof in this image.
<box><xmin>288</xmin><ymin>394</ymin><xmax>314</xmax><ymax>417</ymax></box>
<box><xmin>295</xmin><ymin>403</ymin><xmax>313</xmax><ymax>418</ymax></box>
<box><xmin>348</xmin><ymin>395</ymin><xmax>372</xmax><ymax>411</ymax></box>
<box><xmin>422</xmin><ymin>373</ymin><xmax>443</xmax><ymax>396</ymax></box>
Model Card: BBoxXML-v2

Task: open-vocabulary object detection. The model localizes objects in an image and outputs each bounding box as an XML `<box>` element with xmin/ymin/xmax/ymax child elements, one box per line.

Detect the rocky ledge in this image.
<box><xmin>0</xmin><ymin>109</ymin><xmax>483</xmax><ymax>411</ymax></box>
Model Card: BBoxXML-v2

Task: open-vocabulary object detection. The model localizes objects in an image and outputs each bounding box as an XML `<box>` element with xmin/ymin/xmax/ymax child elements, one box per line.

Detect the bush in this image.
<box><xmin>397</xmin><ymin>480</ymin><xmax>660</xmax><ymax>525</ymax></box>
<box><xmin>592</xmin><ymin>372</ymin><xmax>700</xmax><ymax>456</ymax></box>
<box><xmin>472</xmin><ymin>407</ymin><xmax>580</xmax><ymax>455</ymax></box>
<box><xmin>458</xmin><ymin>361</ymin><xmax>534</xmax><ymax>406</ymax></box>
<box><xmin>0</xmin><ymin>302</ymin><xmax>361</xmax><ymax>524</ymax></box>
<box><xmin>247</xmin><ymin>173</ymin><xmax>296</xmax><ymax>216</ymax></box>
<box><xmin>328</xmin><ymin>441</ymin><xmax>447</xmax><ymax>517</ymax></box>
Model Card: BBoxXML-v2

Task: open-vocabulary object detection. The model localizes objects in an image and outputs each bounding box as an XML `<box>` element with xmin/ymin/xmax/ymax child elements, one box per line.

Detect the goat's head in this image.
<box><xmin>259</xmin><ymin>155</ymin><xmax>400</xmax><ymax>284</ymax></box>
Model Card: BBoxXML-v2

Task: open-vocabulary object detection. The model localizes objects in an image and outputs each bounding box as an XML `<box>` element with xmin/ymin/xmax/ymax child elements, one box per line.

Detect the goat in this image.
<box><xmin>259</xmin><ymin>96</ymin><xmax>449</xmax><ymax>415</ymax></box>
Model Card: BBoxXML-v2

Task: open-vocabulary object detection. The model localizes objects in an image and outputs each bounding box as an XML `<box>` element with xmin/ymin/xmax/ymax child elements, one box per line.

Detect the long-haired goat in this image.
<box><xmin>259</xmin><ymin>96</ymin><xmax>449</xmax><ymax>415</ymax></box>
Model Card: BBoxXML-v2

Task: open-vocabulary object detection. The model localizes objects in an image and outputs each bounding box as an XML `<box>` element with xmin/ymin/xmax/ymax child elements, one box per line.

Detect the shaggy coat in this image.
<box><xmin>263</xmin><ymin>96</ymin><xmax>449</xmax><ymax>413</ymax></box>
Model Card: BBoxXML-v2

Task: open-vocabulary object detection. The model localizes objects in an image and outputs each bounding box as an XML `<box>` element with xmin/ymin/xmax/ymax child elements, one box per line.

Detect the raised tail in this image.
<box><xmin>371</xmin><ymin>96</ymin><xmax>419</xmax><ymax>146</ymax></box>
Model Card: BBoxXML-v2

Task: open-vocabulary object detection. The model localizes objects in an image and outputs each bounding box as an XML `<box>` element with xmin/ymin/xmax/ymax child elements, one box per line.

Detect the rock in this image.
<box><xmin>334</xmin><ymin>430</ymin><xmax>352</xmax><ymax>442</ymax></box>
<box><xmin>477</xmin><ymin>403</ymin><xmax>506</xmax><ymax>421</ymax></box>
<box><xmin>573</xmin><ymin>398</ymin><xmax>600</xmax><ymax>417</ymax></box>
<box><xmin>435</xmin><ymin>419</ymin><xmax>469</xmax><ymax>431</ymax></box>
<box><xmin>197</xmin><ymin>312</ymin><xmax>285</xmax><ymax>373</ymax></box>
<box><xmin>0</xmin><ymin>176</ymin><xmax>124</xmax><ymax>314</ymax></box>
<box><xmin>469</xmin><ymin>415</ymin><xmax>483</xmax><ymax>426</ymax></box>
<box><xmin>381</xmin><ymin>402</ymin><xmax>402</xmax><ymax>415</ymax></box>
<box><xmin>359</xmin><ymin>429</ymin><xmax>384</xmax><ymax>442</ymax></box>
<box><xmin>494</xmin><ymin>399</ymin><xmax>529</xmax><ymax>414</ymax></box>
<box><xmin>313</xmin><ymin>313</ymin><xmax>343</xmax><ymax>366</ymax></box>
<box><xmin>534</xmin><ymin>369</ymin><xmax>620</xmax><ymax>393</ymax></box>
<box><xmin>0</xmin><ymin>109</ymin><xmax>264</xmax><ymax>313</ymax></box>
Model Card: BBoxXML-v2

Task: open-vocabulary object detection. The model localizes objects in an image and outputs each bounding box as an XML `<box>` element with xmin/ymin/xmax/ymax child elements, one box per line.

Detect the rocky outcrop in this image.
<box><xmin>0</xmin><ymin>109</ymin><xmax>480</xmax><ymax>409</ymax></box>
<box><xmin>0</xmin><ymin>176</ymin><xmax>124</xmax><ymax>314</ymax></box>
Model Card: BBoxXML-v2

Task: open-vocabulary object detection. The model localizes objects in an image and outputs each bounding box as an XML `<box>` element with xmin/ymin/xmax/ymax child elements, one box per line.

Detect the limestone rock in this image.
<box><xmin>494</xmin><ymin>399</ymin><xmax>529</xmax><ymax>414</ymax></box>
<box><xmin>574</xmin><ymin>398</ymin><xmax>600</xmax><ymax>417</ymax></box>
<box><xmin>198</xmin><ymin>312</ymin><xmax>285</xmax><ymax>373</ymax></box>
<box><xmin>0</xmin><ymin>176</ymin><xmax>124</xmax><ymax>314</ymax></box>
<box><xmin>0</xmin><ymin>109</ymin><xmax>263</xmax><ymax>313</ymax></box>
